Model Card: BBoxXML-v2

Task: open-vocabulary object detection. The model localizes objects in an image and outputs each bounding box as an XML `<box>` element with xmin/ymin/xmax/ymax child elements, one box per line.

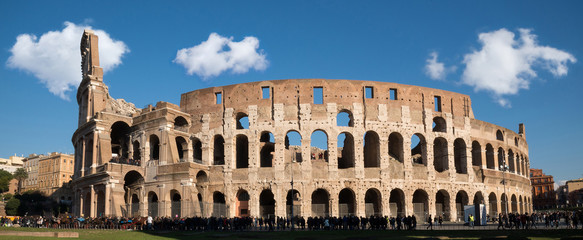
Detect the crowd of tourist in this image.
<box><xmin>110</xmin><ymin>157</ymin><xmax>141</xmax><ymax>166</ymax></box>
<box><xmin>1</xmin><ymin>210</ymin><xmax>581</xmax><ymax>231</ymax></box>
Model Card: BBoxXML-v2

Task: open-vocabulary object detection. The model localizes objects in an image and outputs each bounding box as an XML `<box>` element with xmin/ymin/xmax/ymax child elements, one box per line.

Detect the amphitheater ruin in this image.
<box><xmin>71</xmin><ymin>30</ymin><xmax>532</xmax><ymax>222</ymax></box>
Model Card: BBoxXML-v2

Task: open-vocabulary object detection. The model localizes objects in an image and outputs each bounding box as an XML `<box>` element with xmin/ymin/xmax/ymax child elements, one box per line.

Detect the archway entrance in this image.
<box><xmin>389</xmin><ymin>189</ymin><xmax>405</xmax><ymax>218</ymax></box>
<box><xmin>259</xmin><ymin>189</ymin><xmax>275</xmax><ymax>218</ymax></box>
<box><xmin>365</xmin><ymin>188</ymin><xmax>382</xmax><ymax>217</ymax></box>
<box><xmin>311</xmin><ymin>189</ymin><xmax>329</xmax><ymax>217</ymax></box>
<box><xmin>338</xmin><ymin>188</ymin><xmax>356</xmax><ymax>217</ymax></box>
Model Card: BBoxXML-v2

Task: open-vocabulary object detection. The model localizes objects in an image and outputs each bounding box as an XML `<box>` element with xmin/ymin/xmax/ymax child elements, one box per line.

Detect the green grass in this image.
<box><xmin>1</xmin><ymin>227</ymin><xmax>582</xmax><ymax>240</ymax></box>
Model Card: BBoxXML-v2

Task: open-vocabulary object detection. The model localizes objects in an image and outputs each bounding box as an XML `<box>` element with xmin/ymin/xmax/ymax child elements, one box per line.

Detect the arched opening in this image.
<box><xmin>83</xmin><ymin>192</ymin><xmax>91</xmax><ymax>217</ymax></box>
<box><xmin>260</xmin><ymin>131</ymin><xmax>275</xmax><ymax>167</ymax></box>
<box><xmin>486</xmin><ymin>144</ymin><xmax>494</xmax><ymax>169</ymax></box>
<box><xmin>514</xmin><ymin>137</ymin><xmax>519</xmax><ymax>147</ymax></box>
<box><xmin>196</xmin><ymin>171</ymin><xmax>208</xmax><ymax>185</ymax></box>
<box><xmin>501</xmin><ymin>193</ymin><xmax>508</xmax><ymax>214</ymax></box>
<box><xmin>389</xmin><ymin>189</ymin><xmax>405</xmax><ymax>218</ymax></box>
<box><xmin>364</xmin><ymin>131</ymin><xmax>380</xmax><ymax>168</ymax></box>
<box><xmin>96</xmin><ymin>191</ymin><xmax>105</xmax><ymax>217</ymax></box>
<box><xmin>412</xmin><ymin>189</ymin><xmax>429</xmax><ymax>220</ymax></box>
<box><xmin>365</xmin><ymin>188</ymin><xmax>382</xmax><ymax>217</ymax></box>
<box><xmin>471</xmin><ymin>141</ymin><xmax>482</xmax><ymax>166</ymax></box>
<box><xmin>310</xmin><ymin>130</ymin><xmax>328</xmax><ymax>162</ymax></box>
<box><xmin>338</xmin><ymin>188</ymin><xmax>356</xmax><ymax>217</ymax></box>
<box><xmin>433</xmin><ymin>137</ymin><xmax>448</xmax><ymax>172</ymax></box>
<box><xmin>175</xmin><ymin>136</ymin><xmax>188</xmax><ymax>162</ymax></box>
<box><xmin>337</xmin><ymin>132</ymin><xmax>355</xmax><ymax>169</ymax></box>
<box><xmin>519</xmin><ymin>196</ymin><xmax>523</xmax><ymax>213</ymax></box>
<box><xmin>516</xmin><ymin>154</ymin><xmax>522</xmax><ymax>175</ymax></box>
<box><xmin>132</xmin><ymin>141</ymin><xmax>141</xmax><ymax>162</ymax></box>
<box><xmin>311</xmin><ymin>189</ymin><xmax>329</xmax><ymax>217</ymax></box>
<box><xmin>432</xmin><ymin>117</ymin><xmax>446</xmax><ymax>132</ymax></box>
<box><xmin>170</xmin><ymin>191</ymin><xmax>182</xmax><ymax>217</ymax></box>
<box><xmin>285</xmin><ymin>131</ymin><xmax>302</xmax><ymax>162</ymax></box>
<box><xmin>497</xmin><ymin>148</ymin><xmax>505</xmax><ymax>169</ymax></box>
<box><xmin>124</xmin><ymin>170</ymin><xmax>144</xmax><ymax>217</ymax></box>
<box><xmin>213</xmin><ymin>135</ymin><xmax>225</xmax><ymax>165</ymax></box>
<box><xmin>511</xmin><ymin>194</ymin><xmax>518</xmax><ymax>213</ymax></box>
<box><xmin>236</xmin><ymin>190</ymin><xmax>250</xmax><ymax>217</ymax></box>
<box><xmin>236</xmin><ymin>112</ymin><xmax>249</xmax><ymax>129</ymax></box>
<box><xmin>149</xmin><ymin>135</ymin><xmax>160</xmax><ymax>161</ymax></box>
<box><xmin>286</xmin><ymin>189</ymin><xmax>301</xmax><ymax>217</ymax></box>
<box><xmin>192</xmin><ymin>137</ymin><xmax>202</xmax><ymax>163</ymax></box>
<box><xmin>259</xmin><ymin>189</ymin><xmax>275</xmax><ymax>218</ymax></box>
<box><xmin>388</xmin><ymin>132</ymin><xmax>403</xmax><ymax>163</ymax></box>
<box><xmin>148</xmin><ymin>192</ymin><xmax>158</xmax><ymax>217</ymax></box>
<box><xmin>174</xmin><ymin>116</ymin><xmax>189</xmax><ymax>132</ymax></box>
<box><xmin>456</xmin><ymin>191</ymin><xmax>469</xmax><ymax>222</ymax></box>
<box><xmin>411</xmin><ymin>134</ymin><xmax>427</xmax><ymax>165</ymax></box>
<box><xmin>110</xmin><ymin>121</ymin><xmax>131</xmax><ymax>161</ymax></box>
<box><xmin>488</xmin><ymin>192</ymin><xmax>497</xmax><ymax>217</ymax></box>
<box><xmin>473</xmin><ymin>192</ymin><xmax>484</xmax><ymax>206</ymax></box>
<box><xmin>236</xmin><ymin>134</ymin><xmax>249</xmax><ymax>168</ymax></box>
<box><xmin>454</xmin><ymin>138</ymin><xmax>467</xmax><ymax>174</ymax></box>
<box><xmin>436</xmin><ymin>190</ymin><xmax>451</xmax><ymax>221</ymax></box>
<box><xmin>84</xmin><ymin>139</ymin><xmax>93</xmax><ymax>169</ymax></box>
<box><xmin>508</xmin><ymin>149</ymin><xmax>515</xmax><ymax>173</ymax></box>
<box><xmin>337</xmin><ymin>110</ymin><xmax>353</xmax><ymax>127</ymax></box>
<box><xmin>496</xmin><ymin>130</ymin><xmax>504</xmax><ymax>141</ymax></box>
<box><xmin>212</xmin><ymin>192</ymin><xmax>226</xmax><ymax>217</ymax></box>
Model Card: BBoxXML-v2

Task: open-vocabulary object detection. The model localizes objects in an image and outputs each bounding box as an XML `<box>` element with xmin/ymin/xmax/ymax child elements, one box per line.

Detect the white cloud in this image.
<box><xmin>425</xmin><ymin>51</ymin><xmax>455</xmax><ymax>80</ymax></box>
<box><xmin>462</xmin><ymin>28</ymin><xmax>576</xmax><ymax>107</ymax></box>
<box><xmin>7</xmin><ymin>21</ymin><xmax>129</xmax><ymax>99</ymax></box>
<box><xmin>174</xmin><ymin>33</ymin><xmax>268</xmax><ymax>79</ymax></box>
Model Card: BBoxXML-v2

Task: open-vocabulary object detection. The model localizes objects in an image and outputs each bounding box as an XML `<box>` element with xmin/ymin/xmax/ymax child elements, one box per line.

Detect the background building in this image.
<box><xmin>566</xmin><ymin>178</ymin><xmax>583</xmax><ymax>206</ymax></box>
<box><xmin>22</xmin><ymin>153</ymin><xmax>74</xmax><ymax>202</ymax></box>
<box><xmin>0</xmin><ymin>155</ymin><xmax>24</xmax><ymax>173</ymax></box>
<box><xmin>530</xmin><ymin>169</ymin><xmax>555</xmax><ymax>209</ymax></box>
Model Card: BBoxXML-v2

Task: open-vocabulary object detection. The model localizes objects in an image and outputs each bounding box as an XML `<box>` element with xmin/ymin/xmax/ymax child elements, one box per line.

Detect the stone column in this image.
<box><xmin>78</xmin><ymin>191</ymin><xmax>84</xmax><ymax>217</ymax></box>
<box><xmin>104</xmin><ymin>183</ymin><xmax>111</xmax><ymax>217</ymax></box>
<box><xmin>90</xmin><ymin>185</ymin><xmax>95</xmax><ymax>218</ymax></box>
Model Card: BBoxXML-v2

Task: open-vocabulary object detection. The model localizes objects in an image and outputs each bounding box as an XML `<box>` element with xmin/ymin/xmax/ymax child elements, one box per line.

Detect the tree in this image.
<box><xmin>5</xmin><ymin>198</ymin><xmax>20</xmax><ymax>216</ymax></box>
<box><xmin>13</xmin><ymin>168</ymin><xmax>28</xmax><ymax>194</ymax></box>
<box><xmin>0</xmin><ymin>169</ymin><xmax>13</xmax><ymax>193</ymax></box>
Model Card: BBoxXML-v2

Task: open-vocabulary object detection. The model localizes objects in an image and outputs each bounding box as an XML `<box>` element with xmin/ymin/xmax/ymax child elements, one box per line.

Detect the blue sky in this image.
<box><xmin>1</xmin><ymin>1</ymin><xmax>582</xmax><ymax>185</ymax></box>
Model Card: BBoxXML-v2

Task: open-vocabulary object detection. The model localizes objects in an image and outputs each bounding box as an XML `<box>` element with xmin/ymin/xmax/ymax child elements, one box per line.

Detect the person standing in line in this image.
<box><xmin>147</xmin><ymin>215</ymin><xmax>153</xmax><ymax>230</ymax></box>
<box><xmin>426</xmin><ymin>215</ymin><xmax>433</xmax><ymax>230</ymax></box>
<box><xmin>469</xmin><ymin>214</ymin><xmax>474</xmax><ymax>228</ymax></box>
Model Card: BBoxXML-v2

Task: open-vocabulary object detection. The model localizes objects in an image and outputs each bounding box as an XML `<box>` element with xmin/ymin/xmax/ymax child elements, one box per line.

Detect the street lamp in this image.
<box><xmin>499</xmin><ymin>156</ymin><xmax>509</xmax><ymax>215</ymax></box>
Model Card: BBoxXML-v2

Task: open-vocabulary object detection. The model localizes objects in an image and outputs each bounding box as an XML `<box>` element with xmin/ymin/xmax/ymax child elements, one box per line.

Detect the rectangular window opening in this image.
<box><xmin>389</xmin><ymin>88</ymin><xmax>397</xmax><ymax>100</ymax></box>
<box><xmin>261</xmin><ymin>86</ymin><xmax>270</xmax><ymax>99</ymax></box>
<box><xmin>365</xmin><ymin>87</ymin><xmax>374</xmax><ymax>99</ymax></box>
<box><xmin>434</xmin><ymin>96</ymin><xmax>442</xmax><ymax>112</ymax></box>
<box><xmin>313</xmin><ymin>87</ymin><xmax>323</xmax><ymax>104</ymax></box>
<box><xmin>215</xmin><ymin>92</ymin><xmax>222</xmax><ymax>104</ymax></box>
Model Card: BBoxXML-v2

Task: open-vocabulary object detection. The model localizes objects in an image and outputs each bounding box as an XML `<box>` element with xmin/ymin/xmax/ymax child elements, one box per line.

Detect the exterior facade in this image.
<box><xmin>530</xmin><ymin>169</ymin><xmax>555</xmax><ymax>209</ymax></box>
<box><xmin>72</xmin><ymin>30</ymin><xmax>532</xmax><ymax>221</ymax></box>
<box><xmin>22</xmin><ymin>153</ymin><xmax>74</xmax><ymax>202</ymax></box>
<box><xmin>0</xmin><ymin>155</ymin><xmax>24</xmax><ymax>174</ymax></box>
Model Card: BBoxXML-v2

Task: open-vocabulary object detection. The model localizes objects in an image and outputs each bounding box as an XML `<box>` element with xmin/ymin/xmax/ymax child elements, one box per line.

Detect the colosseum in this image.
<box><xmin>71</xmin><ymin>30</ymin><xmax>532</xmax><ymax>222</ymax></box>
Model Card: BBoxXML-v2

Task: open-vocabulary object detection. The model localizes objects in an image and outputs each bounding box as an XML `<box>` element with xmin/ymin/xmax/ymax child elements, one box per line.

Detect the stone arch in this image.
<box><xmin>236</xmin><ymin>112</ymin><xmax>249</xmax><ymax>129</ymax></box>
<box><xmin>412</xmin><ymin>189</ymin><xmax>429</xmax><ymax>220</ymax></box>
<box><xmin>389</xmin><ymin>188</ymin><xmax>405</xmax><ymax>217</ymax></box>
<box><xmin>497</xmin><ymin>147</ymin><xmax>506</xmax><ymax>169</ymax></box>
<box><xmin>496</xmin><ymin>130</ymin><xmax>504</xmax><ymax>141</ymax></box>
<box><xmin>435</xmin><ymin>189</ymin><xmax>451</xmax><ymax>221</ymax></box>
<box><xmin>132</xmin><ymin>140</ymin><xmax>141</xmax><ymax>162</ymax></box>
<box><xmin>454</xmin><ymin>138</ymin><xmax>467</xmax><ymax>174</ymax></box>
<box><xmin>411</xmin><ymin>133</ymin><xmax>427</xmax><ymax>165</ymax></box>
<box><xmin>433</xmin><ymin>137</ymin><xmax>448</xmax><ymax>172</ymax></box>
<box><xmin>286</xmin><ymin>189</ymin><xmax>301</xmax><ymax>217</ymax></box>
<box><xmin>338</xmin><ymin>132</ymin><xmax>355</xmax><ymax>169</ymax></box>
<box><xmin>213</xmin><ymin>135</ymin><xmax>225</xmax><ymax>165</ymax></box>
<box><xmin>130</xmin><ymin>193</ymin><xmax>139</xmax><ymax>217</ymax></box>
<box><xmin>432</xmin><ymin>117</ymin><xmax>446</xmax><ymax>132</ymax></box>
<box><xmin>83</xmin><ymin>192</ymin><xmax>91</xmax><ymax>217</ymax></box>
<box><xmin>388</xmin><ymin>132</ymin><xmax>404</xmax><ymax>163</ymax></box>
<box><xmin>212</xmin><ymin>191</ymin><xmax>226</xmax><ymax>217</ymax></box>
<box><xmin>511</xmin><ymin>194</ymin><xmax>518</xmax><ymax>213</ymax></box>
<box><xmin>84</xmin><ymin>138</ymin><xmax>93</xmax><ymax>169</ymax></box>
<box><xmin>519</xmin><ymin>195</ymin><xmax>523</xmax><ymax>213</ymax></box>
<box><xmin>285</xmin><ymin>130</ymin><xmax>302</xmax><ymax>162</ymax></box>
<box><xmin>111</xmin><ymin>121</ymin><xmax>131</xmax><ymax>160</ymax></box>
<box><xmin>96</xmin><ymin>190</ymin><xmax>105</xmax><ymax>217</ymax></box>
<box><xmin>310</xmin><ymin>130</ymin><xmax>329</xmax><ymax>162</ymax></box>
<box><xmin>364</xmin><ymin>188</ymin><xmax>382</xmax><ymax>217</ymax></box>
<box><xmin>149</xmin><ymin>134</ymin><xmax>160</xmax><ymax>161</ymax></box>
<box><xmin>124</xmin><ymin>171</ymin><xmax>144</xmax><ymax>212</ymax></box>
<box><xmin>508</xmin><ymin>149</ymin><xmax>515</xmax><ymax>173</ymax></box>
<box><xmin>259</xmin><ymin>189</ymin><xmax>275</xmax><ymax>218</ymax></box>
<box><xmin>338</xmin><ymin>188</ymin><xmax>356</xmax><ymax>217</ymax></box>
<box><xmin>174</xmin><ymin>116</ymin><xmax>189</xmax><ymax>131</ymax></box>
<box><xmin>501</xmin><ymin>193</ymin><xmax>508</xmax><ymax>214</ymax></box>
<box><xmin>455</xmin><ymin>190</ymin><xmax>469</xmax><ymax>222</ymax></box>
<box><xmin>196</xmin><ymin>170</ymin><xmax>208</xmax><ymax>185</ymax></box>
<box><xmin>514</xmin><ymin>137</ymin><xmax>519</xmax><ymax>147</ymax></box>
<box><xmin>311</xmin><ymin>188</ymin><xmax>330</xmax><ymax>217</ymax></box>
<box><xmin>175</xmin><ymin>136</ymin><xmax>188</xmax><ymax>162</ymax></box>
<box><xmin>170</xmin><ymin>189</ymin><xmax>181</xmax><ymax>218</ymax></box>
<box><xmin>236</xmin><ymin>189</ymin><xmax>250</xmax><ymax>217</ymax></box>
<box><xmin>337</xmin><ymin>110</ymin><xmax>354</xmax><ymax>127</ymax></box>
<box><xmin>260</xmin><ymin>131</ymin><xmax>275</xmax><ymax>167</ymax></box>
<box><xmin>364</xmin><ymin>131</ymin><xmax>380</xmax><ymax>168</ymax></box>
<box><xmin>486</xmin><ymin>144</ymin><xmax>494</xmax><ymax>169</ymax></box>
<box><xmin>471</xmin><ymin>141</ymin><xmax>481</xmax><ymax>166</ymax></box>
<box><xmin>473</xmin><ymin>191</ymin><xmax>484</xmax><ymax>205</ymax></box>
<box><xmin>148</xmin><ymin>191</ymin><xmax>158</xmax><ymax>217</ymax></box>
<box><xmin>192</xmin><ymin>137</ymin><xmax>202</xmax><ymax>163</ymax></box>
<box><xmin>236</xmin><ymin>134</ymin><xmax>249</xmax><ymax>168</ymax></box>
<box><xmin>488</xmin><ymin>192</ymin><xmax>497</xmax><ymax>217</ymax></box>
